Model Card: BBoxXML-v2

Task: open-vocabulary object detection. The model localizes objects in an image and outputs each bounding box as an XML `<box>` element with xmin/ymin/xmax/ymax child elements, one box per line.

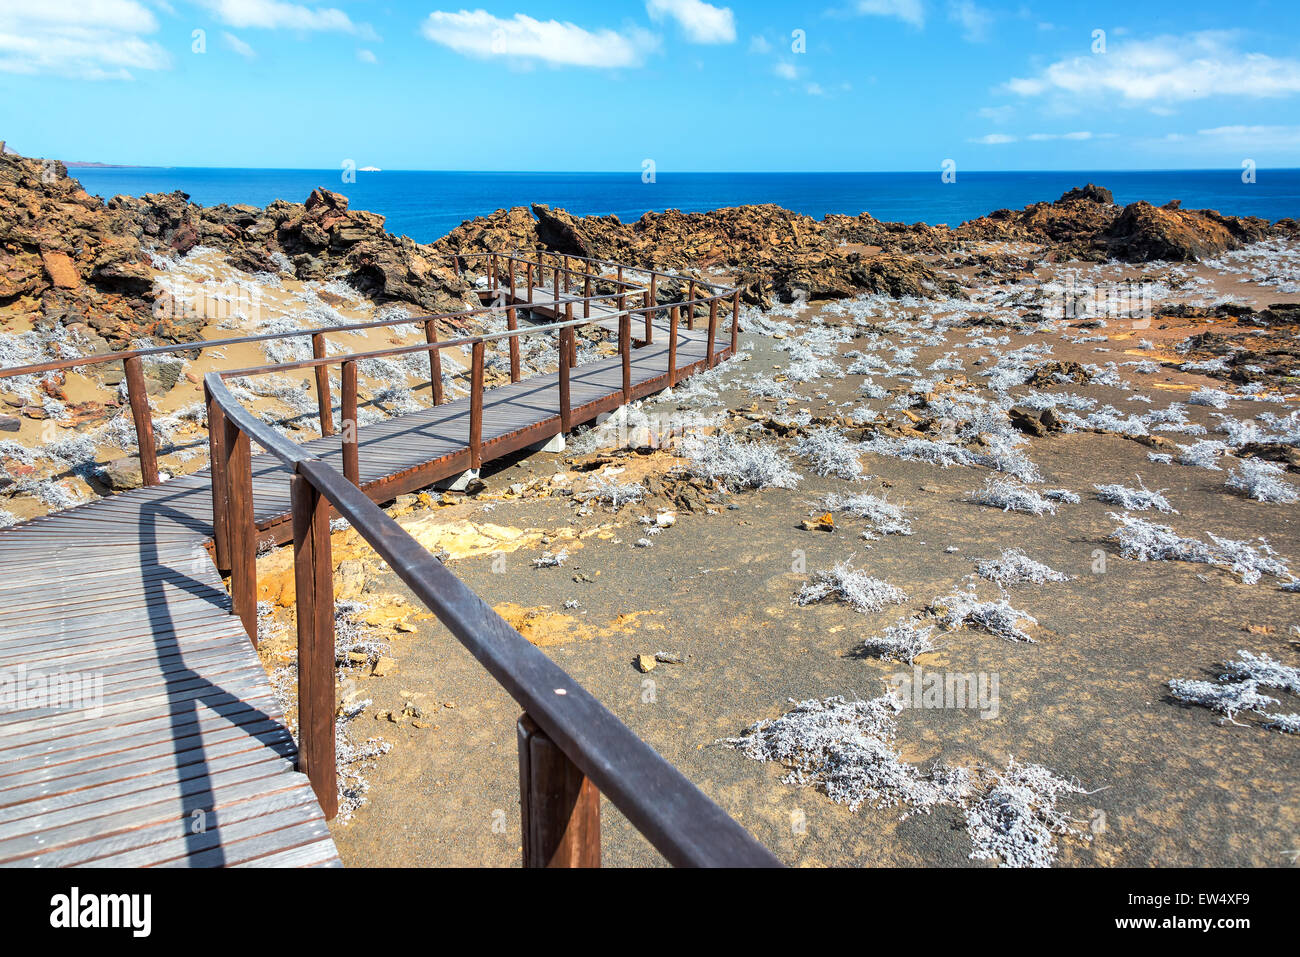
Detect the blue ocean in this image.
<box><xmin>71</xmin><ymin>167</ymin><xmax>1300</xmax><ymax>245</ymax></box>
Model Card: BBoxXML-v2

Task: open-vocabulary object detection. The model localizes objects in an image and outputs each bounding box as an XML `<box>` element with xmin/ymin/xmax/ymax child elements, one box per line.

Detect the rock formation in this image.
<box><xmin>0</xmin><ymin>151</ymin><xmax>479</xmax><ymax>355</ymax></box>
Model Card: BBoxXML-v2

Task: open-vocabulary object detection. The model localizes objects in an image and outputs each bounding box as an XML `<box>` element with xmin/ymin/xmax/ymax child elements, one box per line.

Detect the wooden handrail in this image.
<box><xmin>202</xmin><ymin>371</ymin><xmax>780</xmax><ymax>868</ymax></box>
<box><xmin>212</xmin><ymin>292</ymin><xmax>728</xmax><ymax>382</ymax></box>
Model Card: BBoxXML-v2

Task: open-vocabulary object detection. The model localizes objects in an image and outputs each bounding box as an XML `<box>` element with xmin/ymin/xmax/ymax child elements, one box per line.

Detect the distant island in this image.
<box><xmin>359</xmin><ymin>166</ymin><xmax>382</xmax><ymax>172</ymax></box>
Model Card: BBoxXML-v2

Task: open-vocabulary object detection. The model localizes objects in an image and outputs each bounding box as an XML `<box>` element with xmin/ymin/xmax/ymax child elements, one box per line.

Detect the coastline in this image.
<box><xmin>68</xmin><ymin>166</ymin><xmax>1300</xmax><ymax>243</ymax></box>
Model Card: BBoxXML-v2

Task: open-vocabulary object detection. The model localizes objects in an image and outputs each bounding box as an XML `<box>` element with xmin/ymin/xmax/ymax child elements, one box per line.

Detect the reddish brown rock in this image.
<box><xmin>40</xmin><ymin>251</ymin><xmax>80</xmax><ymax>289</ymax></box>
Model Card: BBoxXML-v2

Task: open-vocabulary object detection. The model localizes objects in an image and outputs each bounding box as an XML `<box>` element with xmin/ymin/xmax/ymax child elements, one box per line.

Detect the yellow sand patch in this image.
<box><xmin>607</xmin><ymin>610</ymin><xmax>663</xmax><ymax>634</ymax></box>
<box><xmin>492</xmin><ymin>604</ymin><xmax>663</xmax><ymax>647</ymax></box>
<box><xmin>401</xmin><ymin>517</ymin><xmax>547</xmax><ymax>560</ymax></box>
<box><xmin>359</xmin><ymin>594</ymin><xmax>435</xmax><ymax>631</ymax></box>
<box><xmin>494</xmin><ymin>602</ymin><xmax>588</xmax><ymax>646</ymax></box>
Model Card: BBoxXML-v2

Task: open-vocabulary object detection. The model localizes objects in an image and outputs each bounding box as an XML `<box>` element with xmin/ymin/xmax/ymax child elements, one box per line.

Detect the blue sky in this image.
<box><xmin>1</xmin><ymin>0</ymin><xmax>1298</xmax><ymax>171</ymax></box>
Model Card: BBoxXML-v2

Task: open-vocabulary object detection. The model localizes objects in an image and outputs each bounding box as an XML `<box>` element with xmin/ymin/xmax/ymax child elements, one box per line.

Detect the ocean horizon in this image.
<box><xmin>71</xmin><ymin>167</ymin><xmax>1300</xmax><ymax>246</ymax></box>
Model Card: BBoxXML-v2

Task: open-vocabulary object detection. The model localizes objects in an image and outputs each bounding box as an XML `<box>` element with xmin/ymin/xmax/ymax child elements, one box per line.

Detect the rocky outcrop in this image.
<box><xmin>1</xmin><ymin>151</ymin><xmax>480</xmax><ymax>356</ymax></box>
<box><xmin>441</xmin><ymin>203</ymin><xmax>962</xmax><ymax>304</ymax></box>
<box><xmin>1099</xmin><ymin>201</ymin><xmax>1265</xmax><ymax>262</ymax></box>
<box><xmin>114</xmin><ymin>186</ymin><xmax>479</xmax><ymax>317</ymax></box>
<box><xmin>0</xmin><ymin>152</ymin><xmax>157</xmax><ymax>349</ymax></box>
<box><xmin>957</xmin><ymin>184</ymin><xmax>1281</xmax><ymax>262</ymax></box>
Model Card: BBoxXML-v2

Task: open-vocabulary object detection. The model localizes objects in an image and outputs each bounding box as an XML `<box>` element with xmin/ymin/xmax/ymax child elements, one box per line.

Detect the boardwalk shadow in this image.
<box><xmin>135</xmin><ymin>497</ymin><xmax>287</xmax><ymax>866</ymax></box>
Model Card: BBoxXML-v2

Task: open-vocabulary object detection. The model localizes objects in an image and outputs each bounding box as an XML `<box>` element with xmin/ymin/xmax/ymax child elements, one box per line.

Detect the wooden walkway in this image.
<box><xmin>0</xmin><ymin>319</ymin><xmax>720</xmax><ymax>867</ymax></box>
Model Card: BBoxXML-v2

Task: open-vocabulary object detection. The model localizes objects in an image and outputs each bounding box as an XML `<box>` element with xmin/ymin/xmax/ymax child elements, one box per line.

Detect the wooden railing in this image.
<box><xmin>204</xmin><ymin>283</ymin><xmax>736</xmax><ymax>633</ymax></box>
<box><xmin>201</xmin><ymin>296</ymin><xmax>777</xmax><ymax>867</ymax></box>
<box><xmin>0</xmin><ymin>251</ymin><xmax>740</xmax><ymax>488</ymax></box>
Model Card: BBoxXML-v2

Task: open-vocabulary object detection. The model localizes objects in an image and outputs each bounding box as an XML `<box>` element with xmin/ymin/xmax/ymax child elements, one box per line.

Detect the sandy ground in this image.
<box><xmin>248</xmin><ymin>250</ymin><xmax>1300</xmax><ymax>868</ymax></box>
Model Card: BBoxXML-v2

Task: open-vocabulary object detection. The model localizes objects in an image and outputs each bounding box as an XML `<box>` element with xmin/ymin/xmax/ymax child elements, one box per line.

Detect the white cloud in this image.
<box><xmin>977</xmin><ymin>104</ymin><xmax>1014</xmax><ymax>122</ymax></box>
<box><xmin>971</xmin><ymin>133</ymin><xmax>1016</xmax><ymax>144</ymax></box>
<box><xmin>421</xmin><ymin>10</ymin><xmax>658</xmax><ymax>68</ymax></box>
<box><xmin>947</xmin><ymin>0</ymin><xmax>991</xmax><ymax>42</ymax></box>
<box><xmin>1027</xmin><ymin>131</ymin><xmax>1095</xmax><ymax>140</ymax></box>
<box><xmin>222</xmin><ymin>31</ymin><xmax>256</xmax><ymax>58</ymax></box>
<box><xmin>854</xmin><ymin>0</ymin><xmax>925</xmax><ymax>28</ymax></box>
<box><xmin>1196</xmin><ymin>124</ymin><xmax>1300</xmax><ymax>148</ymax></box>
<box><xmin>748</xmin><ymin>35</ymin><xmax>772</xmax><ymax>54</ymax></box>
<box><xmin>646</xmin><ymin>0</ymin><xmax>735</xmax><ymax>44</ymax></box>
<box><xmin>0</xmin><ymin>0</ymin><xmax>171</xmax><ymax>79</ymax></box>
<box><xmin>199</xmin><ymin>0</ymin><xmax>362</xmax><ymax>33</ymax></box>
<box><xmin>356</xmin><ymin>48</ymin><xmax>377</xmax><ymax>64</ymax></box>
<box><xmin>773</xmin><ymin>61</ymin><xmax>799</xmax><ymax>80</ymax></box>
<box><xmin>805</xmin><ymin>82</ymin><xmax>825</xmax><ymax>96</ymax></box>
<box><xmin>1005</xmin><ymin>31</ymin><xmax>1300</xmax><ymax>104</ymax></box>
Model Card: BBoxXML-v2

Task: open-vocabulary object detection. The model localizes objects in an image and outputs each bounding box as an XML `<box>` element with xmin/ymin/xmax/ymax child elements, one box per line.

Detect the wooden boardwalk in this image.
<box><xmin>0</xmin><ymin>319</ymin><xmax>721</xmax><ymax>867</ymax></box>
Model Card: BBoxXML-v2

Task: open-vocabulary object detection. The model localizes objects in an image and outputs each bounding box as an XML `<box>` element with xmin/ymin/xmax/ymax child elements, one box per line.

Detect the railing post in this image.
<box><xmin>507</xmin><ymin>306</ymin><xmax>521</xmax><ymax>383</ymax></box>
<box><xmin>123</xmin><ymin>355</ymin><xmax>160</xmax><ymax>487</ymax></box>
<box><xmin>642</xmin><ymin>289</ymin><xmax>652</xmax><ymax>345</ymax></box>
<box><xmin>731</xmin><ymin>289</ymin><xmax>740</xmax><ymax>356</ymax></box>
<box><xmin>517</xmin><ymin>713</ymin><xmax>601</xmax><ymax>868</ymax></box>
<box><xmin>620</xmin><ymin>313</ymin><xmax>631</xmax><ymax>404</ymax></box>
<box><xmin>469</xmin><ymin>340</ymin><xmax>484</xmax><ymax>470</ymax></box>
<box><xmin>508</xmin><ymin>257</ymin><xmax>516</xmax><ymax>302</ymax></box>
<box><xmin>668</xmin><ymin>306</ymin><xmax>679</xmax><ymax>389</ymax></box>
<box><xmin>312</xmin><ymin>333</ymin><xmax>334</xmax><ymax>437</ymax></box>
<box><xmin>223</xmin><ymin>416</ymin><xmax>257</xmax><ymax>643</ymax></box>
<box><xmin>583</xmin><ymin>274</ymin><xmax>592</xmax><ymax>318</ymax></box>
<box><xmin>553</xmin><ymin>262</ymin><xmax>561</xmax><ymax>320</ymax></box>
<box><xmin>526</xmin><ymin>261</ymin><xmax>534</xmax><ymax>304</ymax></box>
<box><xmin>559</xmin><ymin>327</ymin><xmax>572</xmax><ymax>434</ymax></box>
<box><xmin>707</xmin><ymin>297</ymin><xmax>719</xmax><ymax>369</ymax></box>
<box><xmin>425</xmin><ymin>319</ymin><xmax>443</xmax><ymax>407</ymax></box>
<box><xmin>565</xmin><ymin>302</ymin><xmax>576</xmax><ymax>367</ymax></box>
<box><xmin>291</xmin><ymin>470</ymin><xmax>338</xmax><ymax>820</ymax></box>
<box><xmin>342</xmin><ymin>360</ymin><xmax>359</xmax><ymax>486</ymax></box>
<box><xmin>647</xmin><ymin>274</ymin><xmax>657</xmax><ymax>342</ymax></box>
<box><xmin>562</xmin><ymin>256</ymin><xmax>570</xmax><ymax>296</ymax></box>
<box><xmin>205</xmin><ymin>384</ymin><xmax>231</xmax><ymax>573</ymax></box>
<box><xmin>686</xmin><ymin>281</ymin><xmax>695</xmax><ymax>330</ymax></box>
<box><xmin>488</xmin><ymin>253</ymin><xmax>496</xmax><ymax>292</ymax></box>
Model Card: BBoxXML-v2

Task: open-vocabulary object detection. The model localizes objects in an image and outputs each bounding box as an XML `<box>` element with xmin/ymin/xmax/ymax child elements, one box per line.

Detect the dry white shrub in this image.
<box><xmin>581</xmin><ymin>475</ymin><xmax>647</xmax><ymax>510</ymax></box>
<box><xmin>861</xmin><ymin>620</ymin><xmax>937</xmax><ymax>663</ymax></box>
<box><xmin>1093</xmin><ymin>475</ymin><xmax>1177</xmax><ymax>513</ymax></box>
<box><xmin>1226</xmin><ymin>458</ymin><xmax>1299</xmax><ymax>504</ymax></box>
<box><xmin>822</xmin><ymin>491</ymin><xmax>912</xmax><ymax>536</ymax></box>
<box><xmin>971</xmin><ymin>477</ymin><xmax>1058</xmax><ymax>516</ymax></box>
<box><xmin>929</xmin><ymin>584</ymin><xmax>1039</xmax><ymax>642</ymax></box>
<box><xmin>797</xmin><ymin>561</ymin><xmax>908</xmax><ymax>614</ymax></box>
<box><xmin>1107</xmin><ymin>513</ymin><xmax>1291</xmax><ymax>584</ymax></box>
<box><xmin>964</xmin><ymin>758</ymin><xmax>1090</xmax><ymax>868</ymax></box>
<box><xmin>680</xmin><ymin>430</ymin><xmax>802</xmax><ymax>490</ymax></box>
<box><xmin>793</xmin><ymin>426</ymin><xmax>866</xmax><ymax>480</ymax></box>
<box><xmin>976</xmin><ymin>548</ymin><xmax>1071</xmax><ymax>585</ymax></box>
<box><xmin>724</xmin><ymin>694</ymin><xmax>973</xmax><ymax>813</ymax></box>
